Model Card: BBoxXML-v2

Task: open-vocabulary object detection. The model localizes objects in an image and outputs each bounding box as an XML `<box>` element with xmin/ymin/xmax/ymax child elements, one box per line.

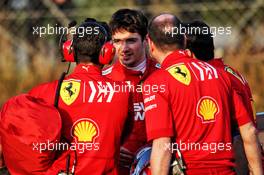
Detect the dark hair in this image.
<box><xmin>148</xmin><ymin>14</ymin><xmax>185</xmax><ymax>51</ymax></box>
<box><xmin>73</xmin><ymin>18</ymin><xmax>110</xmax><ymax>64</ymax></box>
<box><xmin>109</xmin><ymin>9</ymin><xmax>148</xmax><ymax>40</ymax></box>
<box><xmin>186</xmin><ymin>20</ymin><xmax>214</xmax><ymax>61</ymax></box>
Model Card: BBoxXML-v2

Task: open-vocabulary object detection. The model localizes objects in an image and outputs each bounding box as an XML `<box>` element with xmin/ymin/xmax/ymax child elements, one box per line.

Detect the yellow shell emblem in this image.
<box><xmin>197</xmin><ymin>97</ymin><xmax>219</xmax><ymax>123</ymax></box>
<box><xmin>60</xmin><ymin>80</ymin><xmax>80</xmax><ymax>105</ymax></box>
<box><xmin>71</xmin><ymin>119</ymin><xmax>99</xmax><ymax>143</ymax></box>
<box><xmin>167</xmin><ymin>64</ymin><xmax>191</xmax><ymax>85</ymax></box>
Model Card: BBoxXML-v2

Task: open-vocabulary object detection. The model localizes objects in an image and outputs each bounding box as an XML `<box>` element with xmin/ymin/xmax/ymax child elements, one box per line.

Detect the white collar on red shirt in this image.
<box><xmin>73</xmin><ymin>63</ymin><xmax>101</xmax><ymax>75</ymax></box>
<box><xmin>126</xmin><ymin>58</ymin><xmax>147</xmax><ymax>73</ymax></box>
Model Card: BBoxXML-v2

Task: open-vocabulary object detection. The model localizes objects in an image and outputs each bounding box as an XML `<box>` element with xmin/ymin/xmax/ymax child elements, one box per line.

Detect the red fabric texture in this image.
<box><xmin>0</xmin><ymin>94</ymin><xmax>61</xmax><ymax>175</ymax></box>
<box><xmin>103</xmin><ymin>59</ymin><xmax>158</xmax><ymax>154</ymax></box>
<box><xmin>143</xmin><ymin>50</ymin><xmax>252</xmax><ymax>171</ymax></box>
<box><xmin>30</xmin><ymin>64</ymin><xmax>129</xmax><ymax>175</ymax></box>
<box><xmin>209</xmin><ymin>58</ymin><xmax>255</xmax><ymax>124</ymax></box>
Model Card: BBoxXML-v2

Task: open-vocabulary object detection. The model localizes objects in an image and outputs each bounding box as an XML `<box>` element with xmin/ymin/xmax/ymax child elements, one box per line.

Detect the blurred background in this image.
<box><xmin>0</xmin><ymin>0</ymin><xmax>263</xmax><ymax>111</ymax></box>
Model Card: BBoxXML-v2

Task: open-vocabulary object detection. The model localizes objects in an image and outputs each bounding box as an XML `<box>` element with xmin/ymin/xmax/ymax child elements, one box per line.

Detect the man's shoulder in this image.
<box><xmin>208</xmin><ymin>58</ymin><xmax>225</xmax><ymax>68</ymax></box>
<box><xmin>147</xmin><ymin>59</ymin><xmax>161</xmax><ymax>70</ymax></box>
<box><xmin>102</xmin><ymin>60</ymin><xmax>122</xmax><ymax>75</ymax></box>
<box><xmin>144</xmin><ymin>69</ymin><xmax>168</xmax><ymax>84</ymax></box>
<box><xmin>29</xmin><ymin>80</ymin><xmax>58</xmax><ymax>95</ymax></box>
<box><xmin>102</xmin><ymin>62</ymin><xmax>126</xmax><ymax>81</ymax></box>
<box><xmin>28</xmin><ymin>80</ymin><xmax>58</xmax><ymax>105</ymax></box>
<box><xmin>209</xmin><ymin>58</ymin><xmax>248</xmax><ymax>86</ymax></box>
<box><xmin>224</xmin><ymin>64</ymin><xmax>247</xmax><ymax>85</ymax></box>
<box><xmin>223</xmin><ymin>65</ymin><xmax>253</xmax><ymax>99</ymax></box>
<box><xmin>102</xmin><ymin>65</ymin><xmax>114</xmax><ymax>76</ymax></box>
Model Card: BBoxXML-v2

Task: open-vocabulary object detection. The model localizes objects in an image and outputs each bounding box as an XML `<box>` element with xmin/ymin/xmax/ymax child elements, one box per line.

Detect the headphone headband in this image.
<box><xmin>59</xmin><ymin>20</ymin><xmax>110</xmax><ymax>62</ymax></box>
<box><xmin>75</xmin><ymin>21</ymin><xmax>109</xmax><ymax>44</ymax></box>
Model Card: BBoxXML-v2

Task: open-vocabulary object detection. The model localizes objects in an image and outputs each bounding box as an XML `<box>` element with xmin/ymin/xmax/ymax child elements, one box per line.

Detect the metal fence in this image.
<box><xmin>0</xmin><ymin>0</ymin><xmax>263</xmax><ymax>111</ymax></box>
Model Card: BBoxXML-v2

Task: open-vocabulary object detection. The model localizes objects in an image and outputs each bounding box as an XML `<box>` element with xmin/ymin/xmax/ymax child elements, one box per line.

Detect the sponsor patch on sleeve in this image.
<box><xmin>224</xmin><ymin>66</ymin><xmax>244</xmax><ymax>84</ymax></box>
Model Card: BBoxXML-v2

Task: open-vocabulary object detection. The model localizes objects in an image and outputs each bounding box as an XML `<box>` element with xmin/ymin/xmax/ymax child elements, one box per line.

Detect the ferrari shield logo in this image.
<box><xmin>60</xmin><ymin>80</ymin><xmax>81</xmax><ymax>105</ymax></box>
<box><xmin>167</xmin><ymin>64</ymin><xmax>191</xmax><ymax>85</ymax></box>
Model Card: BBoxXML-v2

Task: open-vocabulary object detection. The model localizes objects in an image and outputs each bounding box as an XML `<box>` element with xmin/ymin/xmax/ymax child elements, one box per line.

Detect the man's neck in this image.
<box><xmin>78</xmin><ymin>62</ymin><xmax>102</xmax><ymax>69</ymax></box>
<box><xmin>157</xmin><ymin>51</ymin><xmax>173</xmax><ymax>65</ymax></box>
<box><xmin>126</xmin><ymin>57</ymin><xmax>147</xmax><ymax>73</ymax></box>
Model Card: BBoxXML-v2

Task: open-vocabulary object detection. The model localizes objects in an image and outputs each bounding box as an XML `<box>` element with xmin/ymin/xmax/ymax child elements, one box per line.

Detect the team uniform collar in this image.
<box><xmin>143</xmin><ymin>58</ymin><xmax>157</xmax><ymax>80</ymax></box>
<box><xmin>208</xmin><ymin>58</ymin><xmax>224</xmax><ymax>67</ymax></box>
<box><xmin>161</xmin><ymin>49</ymin><xmax>189</xmax><ymax>69</ymax></box>
<box><xmin>126</xmin><ymin>59</ymin><xmax>146</xmax><ymax>73</ymax></box>
<box><xmin>72</xmin><ymin>63</ymin><xmax>101</xmax><ymax>75</ymax></box>
<box><xmin>116</xmin><ymin>59</ymin><xmax>144</xmax><ymax>76</ymax></box>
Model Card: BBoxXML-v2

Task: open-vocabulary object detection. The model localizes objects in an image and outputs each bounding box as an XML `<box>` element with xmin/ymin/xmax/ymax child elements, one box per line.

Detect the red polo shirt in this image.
<box><xmin>208</xmin><ymin>58</ymin><xmax>255</xmax><ymax>123</ymax></box>
<box><xmin>29</xmin><ymin>64</ymin><xmax>129</xmax><ymax>175</ymax></box>
<box><xmin>143</xmin><ymin>50</ymin><xmax>251</xmax><ymax>173</ymax></box>
<box><xmin>102</xmin><ymin>59</ymin><xmax>158</xmax><ymax>154</ymax></box>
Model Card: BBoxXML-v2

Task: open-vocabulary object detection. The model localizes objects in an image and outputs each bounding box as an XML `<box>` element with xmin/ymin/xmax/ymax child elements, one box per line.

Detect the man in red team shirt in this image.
<box><xmin>103</xmin><ymin>9</ymin><xmax>158</xmax><ymax>174</ymax></box>
<box><xmin>29</xmin><ymin>19</ymin><xmax>130</xmax><ymax>175</ymax></box>
<box><xmin>185</xmin><ymin>20</ymin><xmax>258</xmax><ymax>175</ymax></box>
<box><xmin>143</xmin><ymin>13</ymin><xmax>262</xmax><ymax>175</ymax></box>
<box><xmin>186</xmin><ymin>20</ymin><xmax>255</xmax><ymax>125</ymax></box>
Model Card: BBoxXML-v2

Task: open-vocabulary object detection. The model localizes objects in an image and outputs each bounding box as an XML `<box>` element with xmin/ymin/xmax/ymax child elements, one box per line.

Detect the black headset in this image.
<box><xmin>56</xmin><ymin>19</ymin><xmax>111</xmax><ymax>175</ymax></box>
<box><xmin>59</xmin><ymin>18</ymin><xmax>109</xmax><ymax>63</ymax></box>
<box><xmin>55</xmin><ymin>18</ymin><xmax>112</xmax><ymax>108</ymax></box>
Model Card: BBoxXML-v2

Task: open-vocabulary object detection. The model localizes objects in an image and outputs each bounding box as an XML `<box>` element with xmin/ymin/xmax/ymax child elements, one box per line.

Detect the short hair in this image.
<box><xmin>148</xmin><ymin>14</ymin><xmax>185</xmax><ymax>51</ymax></box>
<box><xmin>109</xmin><ymin>8</ymin><xmax>148</xmax><ymax>40</ymax></box>
<box><xmin>186</xmin><ymin>20</ymin><xmax>214</xmax><ymax>61</ymax></box>
<box><xmin>73</xmin><ymin>18</ymin><xmax>110</xmax><ymax>64</ymax></box>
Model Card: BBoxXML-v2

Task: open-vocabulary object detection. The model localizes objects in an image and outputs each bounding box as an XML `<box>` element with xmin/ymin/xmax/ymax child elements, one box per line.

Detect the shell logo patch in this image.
<box><xmin>60</xmin><ymin>80</ymin><xmax>80</xmax><ymax>105</ymax></box>
<box><xmin>71</xmin><ymin>118</ymin><xmax>99</xmax><ymax>143</ymax></box>
<box><xmin>167</xmin><ymin>64</ymin><xmax>191</xmax><ymax>85</ymax></box>
<box><xmin>196</xmin><ymin>96</ymin><xmax>219</xmax><ymax>123</ymax></box>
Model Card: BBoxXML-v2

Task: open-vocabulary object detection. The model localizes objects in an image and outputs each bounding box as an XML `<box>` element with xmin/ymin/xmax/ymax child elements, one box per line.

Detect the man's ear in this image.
<box><xmin>146</xmin><ymin>35</ymin><xmax>154</xmax><ymax>52</ymax></box>
<box><xmin>185</xmin><ymin>49</ymin><xmax>192</xmax><ymax>58</ymax></box>
<box><xmin>142</xmin><ymin>36</ymin><xmax>147</xmax><ymax>48</ymax></box>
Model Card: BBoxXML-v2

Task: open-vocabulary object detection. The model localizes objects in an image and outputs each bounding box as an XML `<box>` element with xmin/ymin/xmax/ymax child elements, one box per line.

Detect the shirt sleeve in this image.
<box><xmin>143</xmin><ymin>71</ymin><xmax>174</xmax><ymax>141</ymax></box>
<box><xmin>232</xmin><ymin>89</ymin><xmax>252</xmax><ymax>126</ymax></box>
<box><xmin>227</xmin><ymin>69</ymin><xmax>255</xmax><ymax>123</ymax></box>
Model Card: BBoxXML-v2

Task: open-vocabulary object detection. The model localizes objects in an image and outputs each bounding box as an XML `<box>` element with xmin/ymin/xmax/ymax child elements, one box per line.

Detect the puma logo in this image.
<box><xmin>82</xmin><ymin>66</ymin><xmax>89</xmax><ymax>72</ymax></box>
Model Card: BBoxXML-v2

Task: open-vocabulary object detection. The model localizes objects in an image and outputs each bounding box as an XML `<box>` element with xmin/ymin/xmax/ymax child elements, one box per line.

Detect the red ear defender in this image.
<box><xmin>99</xmin><ymin>42</ymin><xmax>116</xmax><ymax>65</ymax></box>
<box><xmin>62</xmin><ymin>40</ymin><xmax>75</xmax><ymax>62</ymax></box>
